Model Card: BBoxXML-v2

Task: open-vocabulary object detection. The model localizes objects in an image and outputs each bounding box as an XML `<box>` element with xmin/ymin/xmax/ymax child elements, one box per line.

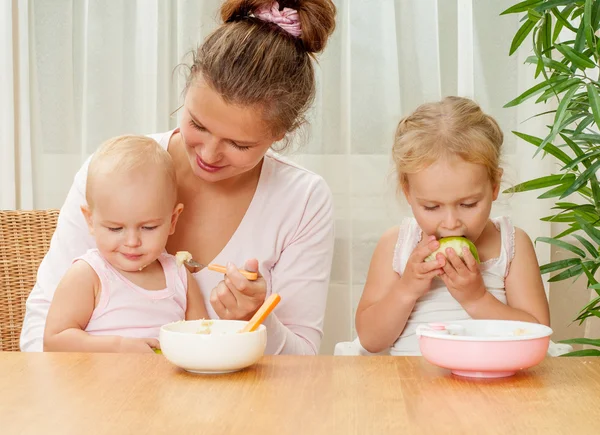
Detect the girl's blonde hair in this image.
<box><xmin>86</xmin><ymin>135</ymin><xmax>177</xmax><ymax>209</ymax></box>
<box><xmin>393</xmin><ymin>96</ymin><xmax>504</xmax><ymax>190</ymax></box>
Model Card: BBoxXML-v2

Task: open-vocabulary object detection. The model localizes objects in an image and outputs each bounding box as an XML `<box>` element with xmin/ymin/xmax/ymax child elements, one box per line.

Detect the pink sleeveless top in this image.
<box><xmin>390</xmin><ymin>216</ymin><xmax>515</xmax><ymax>356</ymax></box>
<box><xmin>75</xmin><ymin>249</ymin><xmax>187</xmax><ymax>340</ymax></box>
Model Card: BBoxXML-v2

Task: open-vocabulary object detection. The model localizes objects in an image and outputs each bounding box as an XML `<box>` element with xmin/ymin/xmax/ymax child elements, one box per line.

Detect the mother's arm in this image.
<box><xmin>262</xmin><ymin>179</ymin><xmax>335</xmax><ymax>355</ymax></box>
<box><xmin>20</xmin><ymin>157</ymin><xmax>96</xmax><ymax>352</ymax></box>
<box><xmin>211</xmin><ymin>178</ymin><xmax>335</xmax><ymax>355</ymax></box>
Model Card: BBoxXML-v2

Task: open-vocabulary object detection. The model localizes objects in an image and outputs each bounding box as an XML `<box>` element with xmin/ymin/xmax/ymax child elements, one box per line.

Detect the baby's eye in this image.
<box><xmin>142</xmin><ymin>226</ymin><xmax>158</xmax><ymax>231</ymax></box>
<box><xmin>107</xmin><ymin>227</ymin><xmax>122</xmax><ymax>232</ymax></box>
<box><xmin>423</xmin><ymin>205</ymin><xmax>439</xmax><ymax>211</ymax></box>
<box><xmin>461</xmin><ymin>202</ymin><xmax>478</xmax><ymax>208</ymax></box>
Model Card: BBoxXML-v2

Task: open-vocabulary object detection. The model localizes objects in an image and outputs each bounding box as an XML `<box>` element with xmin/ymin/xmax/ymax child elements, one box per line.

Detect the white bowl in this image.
<box><xmin>159</xmin><ymin>319</ymin><xmax>267</xmax><ymax>374</ymax></box>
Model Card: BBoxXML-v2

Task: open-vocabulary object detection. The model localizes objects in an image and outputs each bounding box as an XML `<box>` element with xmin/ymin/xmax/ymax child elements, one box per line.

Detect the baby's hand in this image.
<box><xmin>438</xmin><ymin>246</ymin><xmax>486</xmax><ymax>307</ymax></box>
<box><xmin>117</xmin><ymin>337</ymin><xmax>160</xmax><ymax>353</ymax></box>
<box><xmin>400</xmin><ymin>235</ymin><xmax>444</xmax><ymax>299</ymax></box>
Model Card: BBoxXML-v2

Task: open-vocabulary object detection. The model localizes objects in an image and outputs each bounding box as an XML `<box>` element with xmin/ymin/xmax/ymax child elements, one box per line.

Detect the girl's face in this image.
<box><xmin>403</xmin><ymin>156</ymin><xmax>500</xmax><ymax>244</ymax></box>
<box><xmin>179</xmin><ymin>77</ymin><xmax>284</xmax><ymax>183</ymax></box>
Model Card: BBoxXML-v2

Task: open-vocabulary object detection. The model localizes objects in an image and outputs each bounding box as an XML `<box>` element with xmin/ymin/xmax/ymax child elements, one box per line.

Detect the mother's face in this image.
<box><xmin>179</xmin><ymin>78</ymin><xmax>283</xmax><ymax>184</ymax></box>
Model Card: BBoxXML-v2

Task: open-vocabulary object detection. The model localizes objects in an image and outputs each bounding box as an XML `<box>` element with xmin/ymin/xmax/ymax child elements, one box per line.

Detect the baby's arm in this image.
<box><xmin>356</xmin><ymin>227</ymin><xmax>442</xmax><ymax>353</ymax></box>
<box><xmin>463</xmin><ymin>228</ymin><xmax>550</xmax><ymax>325</ymax></box>
<box><xmin>43</xmin><ymin>261</ymin><xmax>159</xmax><ymax>352</ymax></box>
<box><xmin>185</xmin><ymin>270</ymin><xmax>209</xmax><ymax>320</ymax></box>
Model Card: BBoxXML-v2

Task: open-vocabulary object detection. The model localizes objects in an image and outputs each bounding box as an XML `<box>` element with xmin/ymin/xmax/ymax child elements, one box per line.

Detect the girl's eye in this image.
<box><xmin>230</xmin><ymin>141</ymin><xmax>250</xmax><ymax>151</ymax></box>
<box><xmin>107</xmin><ymin>227</ymin><xmax>122</xmax><ymax>232</ymax></box>
<box><xmin>423</xmin><ymin>205</ymin><xmax>439</xmax><ymax>211</ymax></box>
<box><xmin>142</xmin><ymin>226</ymin><xmax>158</xmax><ymax>231</ymax></box>
<box><xmin>461</xmin><ymin>202</ymin><xmax>478</xmax><ymax>209</ymax></box>
<box><xmin>189</xmin><ymin>120</ymin><xmax>207</xmax><ymax>132</ymax></box>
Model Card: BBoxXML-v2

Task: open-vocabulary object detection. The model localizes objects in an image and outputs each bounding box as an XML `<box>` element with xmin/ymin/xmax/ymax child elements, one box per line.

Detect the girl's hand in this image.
<box><xmin>117</xmin><ymin>337</ymin><xmax>160</xmax><ymax>353</ymax></box>
<box><xmin>438</xmin><ymin>246</ymin><xmax>486</xmax><ymax>307</ymax></box>
<box><xmin>400</xmin><ymin>235</ymin><xmax>444</xmax><ymax>300</ymax></box>
<box><xmin>210</xmin><ymin>259</ymin><xmax>267</xmax><ymax>321</ymax></box>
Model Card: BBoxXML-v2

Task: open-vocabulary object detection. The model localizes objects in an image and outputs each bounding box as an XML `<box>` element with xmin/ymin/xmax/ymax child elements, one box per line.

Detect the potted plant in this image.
<box><xmin>502</xmin><ymin>0</ymin><xmax>600</xmax><ymax>356</ymax></box>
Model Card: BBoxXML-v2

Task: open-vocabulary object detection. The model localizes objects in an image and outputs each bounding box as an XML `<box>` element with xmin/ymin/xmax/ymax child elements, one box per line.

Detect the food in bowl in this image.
<box><xmin>416</xmin><ymin>319</ymin><xmax>552</xmax><ymax>378</ymax></box>
<box><xmin>424</xmin><ymin>236</ymin><xmax>480</xmax><ymax>263</ymax></box>
<box><xmin>196</xmin><ymin>319</ymin><xmax>213</xmax><ymax>335</ymax></box>
<box><xmin>159</xmin><ymin>319</ymin><xmax>267</xmax><ymax>374</ymax></box>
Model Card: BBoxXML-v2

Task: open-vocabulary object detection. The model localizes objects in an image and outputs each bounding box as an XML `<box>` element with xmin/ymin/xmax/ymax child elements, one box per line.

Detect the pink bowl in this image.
<box><xmin>417</xmin><ymin>320</ymin><xmax>552</xmax><ymax>378</ymax></box>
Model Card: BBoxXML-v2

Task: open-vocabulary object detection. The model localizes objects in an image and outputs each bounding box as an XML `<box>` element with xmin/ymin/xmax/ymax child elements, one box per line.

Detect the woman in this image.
<box><xmin>21</xmin><ymin>0</ymin><xmax>337</xmax><ymax>355</ymax></box>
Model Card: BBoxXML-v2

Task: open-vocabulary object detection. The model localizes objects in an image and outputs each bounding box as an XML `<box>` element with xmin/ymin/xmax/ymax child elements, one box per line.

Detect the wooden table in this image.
<box><xmin>1</xmin><ymin>353</ymin><xmax>599</xmax><ymax>434</ymax></box>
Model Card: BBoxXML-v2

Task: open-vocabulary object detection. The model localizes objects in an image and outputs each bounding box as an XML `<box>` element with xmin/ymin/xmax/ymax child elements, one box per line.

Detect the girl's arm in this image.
<box><xmin>356</xmin><ymin>228</ymin><xmax>442</xmax><ymax>353</ymax></box>
<box><xmin>463</xmin><ymin>228</ymin><xmax>550</xmax><ymax>325</ymax></box>
<box><xmin>43</xmin><ymin>261</ymin><xmax>158</xmax><ymax>353</ymax></box>
<box><xmin>185</xmin><ymin>270</ymin><xmax>210</xmax><ymax>320</ymax></box>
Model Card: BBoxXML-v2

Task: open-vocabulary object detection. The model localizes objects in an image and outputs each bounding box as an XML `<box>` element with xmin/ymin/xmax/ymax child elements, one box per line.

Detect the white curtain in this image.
<box><xmin>3</xmin><ymin>0</ymin><xmax>558</xmax><ymax>354</ymax></box>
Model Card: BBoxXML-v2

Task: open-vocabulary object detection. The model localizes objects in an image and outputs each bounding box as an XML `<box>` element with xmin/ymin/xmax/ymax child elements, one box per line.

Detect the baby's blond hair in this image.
<box><xmin>393</xmin><ymin>96</ymin><xmax>504</xmax><ymax>190</ymax></box>
<box><xmin>86</xmin><ymin>135</ymin><xmax>177</xmax><ymax>208</ymax></box>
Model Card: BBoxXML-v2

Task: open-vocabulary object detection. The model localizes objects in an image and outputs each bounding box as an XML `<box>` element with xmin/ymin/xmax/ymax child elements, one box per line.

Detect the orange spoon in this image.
<box><xmin>240</xmin><ymin>293</ymin><xmax>281</xmax><ymax>333</ymax></box>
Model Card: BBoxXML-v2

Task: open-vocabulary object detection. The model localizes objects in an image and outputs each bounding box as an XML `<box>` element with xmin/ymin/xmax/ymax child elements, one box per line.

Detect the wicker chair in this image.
<box><xmin>0</xmin><ymin>209</ymin><xmax>59</xmax><ymax>351</ymax></box>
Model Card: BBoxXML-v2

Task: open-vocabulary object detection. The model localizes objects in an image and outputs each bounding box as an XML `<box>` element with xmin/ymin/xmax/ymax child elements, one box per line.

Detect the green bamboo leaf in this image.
<box><xmin>543</xmin><ymin>13</ymin><xmax>553</xmax><ymax>56</ymax></box>
<box><xmin>591</xmin><ymin>176</ymin><xmax>600</xmax><ymax>208</ymax></box>
<box><xmin>575</xmin><ymin>14</ymin><xmax>588</xmax><ymax>52</ymax></box>
<box><xmin>526</xmin><ymin>55</ymin><xmax>572</xmax><ymax>73</ymax></box>
<box><xmin>579</xmin><ymin>295</ymin><xmax>600</xmax><ymax>312</ymax></box>
<box><xmin>548</xmin><ymin>262</ymin><xmax>586</xmax><ymax>281</ymax></box>
<box><xmin>593</xmin><ymin>0</ymin><xmax>600</xmax><ymax>30</ymax></box>
<box><xmin>573</xmin><ymin>114</ymin><xmax>595</xmax><ymax>135</ymax></box>
<box><xmin>538</xmin><ymin>184</ymin><xmax>573</xmax><ymax>199</ymax></box>
<box><xmin>501</xmin><ymin>0</ymin><xmax>545</xmax><ymax>15</ymax></box>
<box><xmin>561</xmin><ymin>149</ymin><xmax>600</xmax><ymax>170</ymax></box>
<box><xmin>576</xmin><ymin>217</ymin><xmax>600</xmax><ymax>244</ymax></box>
<box><xmin>540</xmin><ymin>257</ymin><xmax>582</xmax><ymax>274</ymax></box>
<box><xmin>541</xmin><ymin>212</ymin><xmax>576</xmax><ymax>222</ymax></box>
<box><xmin>536</xmin><ymin>1</ymin><xmax>585</xmax><ymax>14</ymax></box>
<box><xmin>586</xmin><ymin>83</ymin><xmax>600</xmax><ymax>129</ymax></box>
<box><xmin>561</xmin><ymin>349</ymin><xmax>600</xmax><ymax>357</ymax></box>
<box><xmin>537</xmin><ymin>236</ymin><xmax>587</xmax><ymax>257</ymax></box>
<box><xmin>529</xmin><ymin>9</ymin><xmax>543</xmax><ymax>22</ymax></box>
<box><xmin>553</xmin><ymin>16</ymin><xmax>565</xmax><ymax>42</ymax></box>
<box><xmin>561</xmin><ymin>160</ymin><xmax>600</xmax><ymax>197</ymax></box>
<box><xmin>510</xmin><ymin>19</ymin><xmax>536</xmax><ymax>55</ymax></box>
<box><xmin>572</xmin><ymin>133</ymin><xmax>600</xmax><ymax>142</ymax></box>
<box><xmin>572</xmin><ymin>8</ymin><xmax>585</xmax><ymax>20</ymax></box>
<box><xmin>560</xmin><ymin>337</ymin><xmax>600</xmax><ymax>346</ymax></box>
<box><xmin>581</xmin><ymin>263</ymin><xmax>600</xmax><ymax>294</ymax></box>
<box><xmin>512</xmin><ymin>131</ymin><xmax>572</xmax><ymax>165</ymax></box>
<box><xmin>555</xmin><ymin>43</ymin><xmax>596</xmax><ymax>68</ymax></box>
<box><xmin>584</xmin><ymin>0</ymin><xmax>595</xmax><ymax>47</ymax></box>
<box><xmin>505</xmin><ymin>173</ymin><xmax>575</xmax><ymax>193</ymax></box>
<box><xmin>573</xmin><ymin>234</ymin><xmax>600</xmax><ymax>258</ymax></box>
<box><xmin>536</xmin><ymin>86</ymin><xmax>580</xmax><ymax>156</ymax></box>
<box><xmin>505</xmin><ymin>77</ymin><xmax>567</xmax><ymax>107</ymax></box>
<box><xmin>555</xmin><ymin>225</ymin><xmax>580</xmax><ymax>239</ymax></box>
<box><xmin>536</xmin><ymin>78</ymin><xmax>582</xmax><ymax>102</ymax></box>
<box><xmin>551</xmin><ymin>6</ymin><xmax>578</xmax><ymax>32</ymax></box>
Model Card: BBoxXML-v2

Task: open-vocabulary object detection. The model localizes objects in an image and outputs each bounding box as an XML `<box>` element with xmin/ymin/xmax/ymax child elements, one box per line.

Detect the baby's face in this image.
<box><xmin>83</xmin><ymin>172</ymin><xmax>182</xmax><ymax>273</ymax></box>
<box><xmin>404</xmin><ymin>156</ymin><xmax>499</xmax><ymax>244</ymax></box>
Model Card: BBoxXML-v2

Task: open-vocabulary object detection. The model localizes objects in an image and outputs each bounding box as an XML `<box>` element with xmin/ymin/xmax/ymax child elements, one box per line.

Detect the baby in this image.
<box><xmin>44</xmin><ymin>135</ymin><xmax>208</xmax><ymax>353</ymax></box>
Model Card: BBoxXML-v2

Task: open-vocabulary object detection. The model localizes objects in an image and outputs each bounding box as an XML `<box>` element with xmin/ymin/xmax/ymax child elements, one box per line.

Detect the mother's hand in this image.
<box><xmin>210</xmin><ymin>259</ymin><xmax>267</xmax><ymax>320</ymax></box>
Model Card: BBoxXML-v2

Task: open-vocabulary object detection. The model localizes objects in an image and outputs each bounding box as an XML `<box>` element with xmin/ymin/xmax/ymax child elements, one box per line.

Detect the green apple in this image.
<box><xmin>424</xmin><ymin>236</ymin><xmax>480</xmax><ymax>263</ymax></box>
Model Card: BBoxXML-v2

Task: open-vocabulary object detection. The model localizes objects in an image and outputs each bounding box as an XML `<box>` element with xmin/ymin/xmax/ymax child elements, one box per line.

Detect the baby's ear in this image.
<box><xmin>80</xmin><ymin>205</ymin><xmax>95</xmax><ymax>235</ymax></box>
<box><xmin>169</xmin><ymin>203</ymin><xmax>184</xmax><ymax>235</ymax></box>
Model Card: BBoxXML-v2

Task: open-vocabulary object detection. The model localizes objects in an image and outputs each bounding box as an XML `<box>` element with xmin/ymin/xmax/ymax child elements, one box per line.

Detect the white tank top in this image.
<box><xmin>389</xmin><ymin>216</ymin><xmax>515</xmax><ymax>356</ymax></box>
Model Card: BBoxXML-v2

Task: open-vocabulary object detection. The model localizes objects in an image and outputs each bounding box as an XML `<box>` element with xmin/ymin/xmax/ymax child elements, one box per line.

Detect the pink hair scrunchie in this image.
<box><xmin>254</xmin><ymin>2</ymin><xmax>302</xmax><ymax>38</ymax></box>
